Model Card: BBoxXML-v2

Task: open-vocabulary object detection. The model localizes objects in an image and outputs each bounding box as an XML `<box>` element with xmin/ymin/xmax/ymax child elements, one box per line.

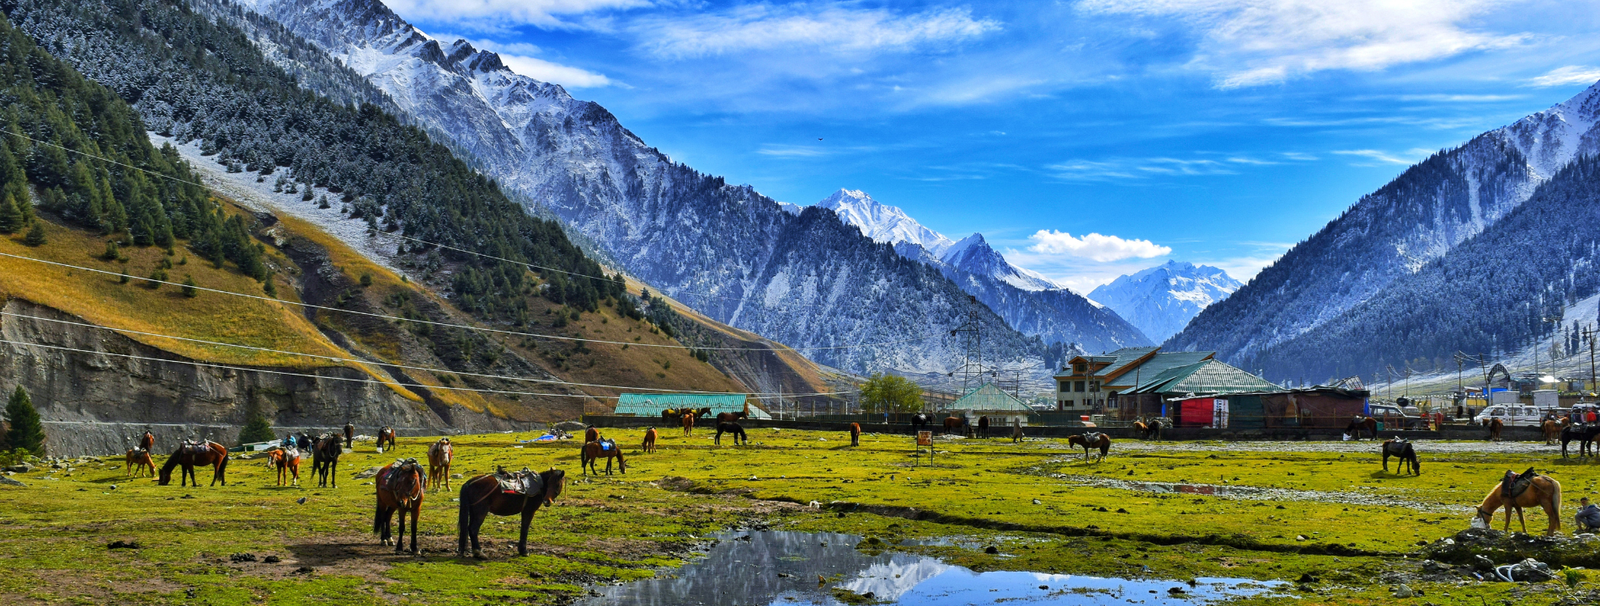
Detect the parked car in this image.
<box><xmin>1367</xmin><ymin>403</ymin><xmax>1423</xmax><ymax>430</ymax></box>
<box><xmin>1472</xmin><ymin>404</ymin><xmax>1545</xmax><ymax>427</ymax></box>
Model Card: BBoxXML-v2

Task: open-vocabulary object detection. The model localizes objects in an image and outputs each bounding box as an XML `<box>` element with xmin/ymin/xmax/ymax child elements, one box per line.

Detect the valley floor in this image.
<box><xmin>1</xmin><ymin>430</ymin><xmax>1598</xmax><ymax>604</ymax></box>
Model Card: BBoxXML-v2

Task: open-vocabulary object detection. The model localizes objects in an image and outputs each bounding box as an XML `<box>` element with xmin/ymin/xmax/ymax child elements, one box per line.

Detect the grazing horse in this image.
<box><xmin>1345</xmin><ymin>416</ymin><xmax>1377</xmax><ymax>440</ymax></box>
<box><xmin>977</xmin><ymin>416</ymin><xmax>990</xmax><ymax>438</ymax></box>
<box><xmin>374</xmin><ymin>459</ymin><xmax>425</xmax><ymax>554</ymax></box>
<box><xmin>716</xmin><ymin>411</ymin><xmax>748</xmax><ymax>424</ymax></box>
<box><xmin>344</xmin><ymin>423</ymin><xmax>355</xmax><ymax>449</ymax></box>
<box><xmin>642</xmin><ymin>427</ymin><xmax>658</xmax><ymax>453</ymax></box>
<box><xmin>124</xmin><ymin>448</ymin><xmax>154</xmax><ymax>478</ymax></box>
<box><xmin>1134</xmin><ymin>418</ymin><xmax>1163</xmax><ymax>441</ymax></box>
<box><xmin>849</xmin><ymin>423</ymin><xmax>861</xmax><ymax>447</ymax></box>
<box><xmin>581</xmin><ymin>438</ymin><xmax>626</xmax><ymax>475</ymax></box>
<box><xmin>272</xmin><ymin>447</ymin><xmax>302</xmax><ymax>487</ymax></box>
<box><xmin>682</xmin><ymin>413</ymin><xmax>695</xmax><ymax>436</ymax></box>
<box><xmin>137</xmin><ymin>430</ymin><xmax>155</xmax><ymax>452</ymax></box>
<box><xmin>1560</xmin><ymin>423</ymin><xmax>1600</xmax><ymax>458</ymax></box>
<box><xmin>943</xmin><ymin>416</ymin><xmax>965</xmax><ymax>434</ymax></box>
<box><xmin>1474</xmin><ymin>471</ymin><xmax>1561</xmax><ymax>536</ymax></box>
<box><xmin>158</xmin><ymin>441</ymin><xmax>229</xmax><ymax>487</ymax></box>
<box><xmin>457</xmin><ymin>469</ymin><xmax>566</xmax><ymax>558</ymax></box>
<box><xmin>1483</xmin><ymin>418</ymin><xmax>1504</xmax><ymax>441</ymax></box>
<box><xmin>377</xmin><ymin>427</ymin><xmax>397</xmax><ymax>451</ymax></box>
<box><xmin>911</xmin><ymin>413</ymin><xmax>930</xmax><ymax>433</ymax></box>
<box><xmin>1381</xmin><ymin>439</ymin><xmax>1421</xmax><ymax>475</ymax></box>
<box><xmin>1067</xmin><ymin>433</ymin><xmax>1111</xmax><ymax>463</ymax></box>
<box><xmin>715</xmin><ymin>422</ymin><xmax>747</xmax><ymax>445</ymax></box>
<box><xmin>428</xmin><ymin>438</ymin><xmax>453</xmax><ymax>491</ymax></box>
<box><xmin>312</xmin><ymin>433</ymin><xmax>342</xmax><ymax>488</ymax></box>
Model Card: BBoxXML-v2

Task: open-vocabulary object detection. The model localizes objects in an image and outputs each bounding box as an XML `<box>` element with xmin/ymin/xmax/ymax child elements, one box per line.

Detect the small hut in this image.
<box><xmin>946</xmin><ymin>383</ymin><xmax>1033</xmax><ymax>426</ymax></box>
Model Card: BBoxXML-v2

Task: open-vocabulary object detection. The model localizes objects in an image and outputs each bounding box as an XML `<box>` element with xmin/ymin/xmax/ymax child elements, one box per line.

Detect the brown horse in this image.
<box><xmin>137</xmin><ymin>430</ymin><xmax>155</xmax><ymax>452</ymax></box>
<box><xmin>1483</xmin><ymin>417</ymin><xmax>1504</xmax><ymax>441</ymax></box>
<box><xmin>642</xmin><ymin>427</ymin><xmax>658</xmax><ymax>453</ymax></box>
<box><xmin>272</xmin><ymin>447</ymin><xmax>302</xmax><ymax>487</ymax></box>
<box><xmin>344</xmin><ymin>423</ymin><xmax>355</xmax><ymax>449</ymax></box>
<box><xmin>374</xmin><ymin>459</ymin><xmax>425</xmax><ymax>554</ymax></box>
<box><xmin>456</xmin><ymin>469</ymin><xmax>567</xmax><ymax>558</ymax></box>
<box><xmin>377</xmin><ymin>427</ymin><xmax>397</xmax><ymax>451</ymax></box>
<box><xmin>682</xmin><ymin>413</ymin><xmax>695</xmax><ymax>436</ymax></box>
<box><xmin>124</xmin><ymin>448</ymin><xmax>154</xmax><ymax>478</ymax></box>
<box><xmin>943</xmin><ymin>416</ymin><xmax>964</xmax><ymax>434</ymax></box>
<box><xmin>1474</xmin><ymin>472</ymin><xmax>1561</xmax><ymax>535</ymax></box>
<box><xmin>849</xmin><ymin>423</ymin><xmax>861</xmax><ymax>447</ymax></box>
<box><xmin>1542</xmin><ymin>419</ymin><xmax>1564</xmax><ymax>445</ymax></box>
<box><xmin>428</xmin><ymin>438</ymin><xmax>453</xmax><ymax>491</ymax></box>
<box><xmin>581</xmin><ymin>438</ymin><xmax>626</xmax><ymax>475</ymax></box>
<box><xmin>584</xmin><ymin>427</ymin><xmax>599</xmax><ymax>444</ymax></box>
<box><xmin>158</xmin><ymin>441</ymin><xmax>229</xmax><ymax>487</ymax></box>
<box><xmin>716</xmin><ymin>410</ymin><xmax>747</xmax><ymax>424</ymax></box>
<box><xmin>1345</xmin><ymin>416</ymin><xmax>1377</xmax><ymax>440</ymax></box>
<box><xmin>1134</xmin><ymin>418</ymin><xmax>1163</xmax><ymax>440</ymax></box>
<box><xmin>1068</xmin><ymin>433</ymin><xmax>1111</xmax><ymax>463</ymax></box>
<box><xmin>312</xmin><ymin>433</ymin><xmax>342</xmax><ymax>488</ymax></box>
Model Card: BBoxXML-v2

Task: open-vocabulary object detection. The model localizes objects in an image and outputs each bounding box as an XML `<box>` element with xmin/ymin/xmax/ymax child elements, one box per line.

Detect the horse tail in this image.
<box><xmin>1550</xmin><ymin>476</ymin><xmax>1562</xmax><ymax>531</ymax></box>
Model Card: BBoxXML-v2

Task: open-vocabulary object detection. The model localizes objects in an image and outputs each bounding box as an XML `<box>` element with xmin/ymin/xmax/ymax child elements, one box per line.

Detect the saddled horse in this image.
<box><xmin>428</xmin><ymin>438</ymin><xmax>454</xmax><ymax>490</ymax></box>
<box><xmin>715</xmin><ymin>422</ymin><xmax>747</xmax><ymax>446</ymax></box>
<box><xmin>581</xmin><ymin>438</ymin><xmax>627</xmax><ymax>475</ymax></box>
<box><xmin>312</xmin><ymin>433</ymin><xmax>342</xmax><ymax>488</ymax></box>
<box><xmin>456</xmin><ymin>469</ymin><xmax>566</xmax><ymax>558</ymax></box>
<box><xmin>910</xmin><ymin>413</ymin><xmax>930</xmax><ymax>433</ymax></box>
<box><xmin>1381</xmin><ymin>439</ymin><xmax>1420</xmax><ymax>475</ymax></box>
<box><xmin>1345</xmin><ymin>416</ymin><xmax>1377</xmax><ymax>440</ymax></box>
<box><xmin>137</xmin><ymin>430</ymin><xmax>155</xmax><ymax>452</ymax></box>
<box><xmin>124</xmin><ymin>448</ymin><xmax>154</xmax><ymax>478</ymax></box>
<box><xmin>376</xmin><ymin>426</ymin><xmax>397</xmax><ymax>451</ymax></box>
<box><xmin>716</xmin><ymin>410</ymin><xmax>747</xmax><ymax>424</ymax></box>
<box><xmin>849</xmin><ymin>423</ymin><xmax>861</xmax><ymax>447</ymax></box>
<box><xmin>1068</xmin><ymin>433</ymin><xmax>1111</xmax><ymax>463</ymax></box>
<box><xmin>1474</xmin><ymin>470</ymin><xmax>1561</xmax><ymax>536</ymax></box>
<box><xmin>642</xmin><ymin>427</ymin><xmax>658</xmax><ymax>453</ymax></box>
<box><xmin>374</xmin><ymin>459</ymin><xmax>425</xmax><ymax>554</ymax></box>
<box><xmin>159</xmin><ymin>441</ymin><xmax>229</xmax><ymax>487</ymax></box>
<box><xmin>1560</xmin><ymin>423</ymin><xmax>1600</xmax><ymax>458</ymax></box>
<box><xmin>271</xmin><ymin>447</ymin><xmax>302</xmax><ymax>487</ymax></box>
<box><xmin>1483</xmin><ymin>417</ymin><xmax>1504</xmax><ymax>442</ymax></box>
<box><xmin>977</xmin><ymin>416</ymin><xmax>989</xmax><ymax>438</ymax></box>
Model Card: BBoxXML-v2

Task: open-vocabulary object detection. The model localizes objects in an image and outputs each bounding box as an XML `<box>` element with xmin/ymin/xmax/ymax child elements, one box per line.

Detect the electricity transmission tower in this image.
<box><xmin>949</xmin><ymin>296</ymin><xmax>986</xmax><ymax>396</ymax></box>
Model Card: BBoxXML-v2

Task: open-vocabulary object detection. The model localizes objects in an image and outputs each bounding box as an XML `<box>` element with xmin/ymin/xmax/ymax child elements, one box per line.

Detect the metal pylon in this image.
<box><xmin>950</xmin><ymin>295</ymin><xmax>985</xmax><ymax>396</ymax></box>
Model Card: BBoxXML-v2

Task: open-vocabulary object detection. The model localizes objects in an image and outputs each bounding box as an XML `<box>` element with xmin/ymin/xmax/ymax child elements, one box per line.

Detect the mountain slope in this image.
<box><xmin>218</xmin><ymin>0</ymin><xmax>1057</xmax><ymax>377</ymax></box>
<box><xmin>1090</xmin><ymin>261</ymin><xmax>1240</xmax><ymax>342</ymax></box>
<box><xmin>1168</xmin><ymin>81</ymin><xmax>1600</xmax><ymax>361</ymax></box>
<box><xmin>940</xmin><ymin>233</ymin><xmax>1061</xmax><ymax>292</ymax></box>
<box><xmin>818</xmin><ymin>189</ymin><xmax>956</xmax><ymax>256</ymax></box>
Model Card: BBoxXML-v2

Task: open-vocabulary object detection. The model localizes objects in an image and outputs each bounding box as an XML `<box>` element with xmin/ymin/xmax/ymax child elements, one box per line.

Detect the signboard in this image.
<box><xmin>916</xmin><ymin>431</ymin><xmax>933</xmax><ymax>446</ymax></box>
<box><xmin>1211</xmin><ymin>398</ymin><xmax>1229</xmax><ymax>429</ymax></box>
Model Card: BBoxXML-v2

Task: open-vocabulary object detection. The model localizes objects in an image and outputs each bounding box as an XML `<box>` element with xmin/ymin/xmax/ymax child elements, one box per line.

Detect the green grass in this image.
<box><xmin>1</xmin><ymin>430</ymin><xmax>1596</xmax><ymax>604</ymax></box>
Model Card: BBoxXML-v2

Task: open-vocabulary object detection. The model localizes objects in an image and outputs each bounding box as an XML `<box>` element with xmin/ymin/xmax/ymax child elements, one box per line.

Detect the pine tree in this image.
<box><xmin>2</xmin><ymin>386</ymin><xmax>45</xmax><ymax>456</ymax></box>
<box><xmin>22</xmin><ymin>223</ymin><xmax>45</xmax><ymax>246</ymax></box>
<box><xmin>0</xmin><ymin>193</ymin><xmax>19</xmax><ymax>234</ymax></box>
<box><xmin>182</xmin><ymin>275</ymin><xmax>197</xmax><ymax>298</ymax></box>
<box><xmin>237</xmin><ymin>402</ymin><xmax>275</xmax><ymax>445</ymax></box>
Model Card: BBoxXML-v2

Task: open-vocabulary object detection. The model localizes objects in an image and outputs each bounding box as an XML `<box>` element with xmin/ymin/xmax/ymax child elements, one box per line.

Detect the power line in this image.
<box><xmin>0</xmin><ymin>251</ymin><xmax>937</xmax><ymax>353</ymax></box>
<box><xmin>0</xmin><ymin>311</ymin><xmax>851</xmax><ymax>398</ymax></box>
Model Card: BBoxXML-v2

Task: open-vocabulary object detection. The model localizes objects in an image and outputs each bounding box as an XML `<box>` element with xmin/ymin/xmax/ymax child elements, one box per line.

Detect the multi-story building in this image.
<box><xmin>1052</xmin><ymin>347</ymin><xmax>1215</xmax><ymax>413</ymax></box>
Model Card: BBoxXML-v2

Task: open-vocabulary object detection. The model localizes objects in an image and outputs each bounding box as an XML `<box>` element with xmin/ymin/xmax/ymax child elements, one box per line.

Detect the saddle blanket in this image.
<box><xmin>599</xmin><ymin>439</ymin><xmax>615</xmax><ymax>452</ymax></box>
<box><xmin>1502</xmin><ymin>467</ymin><xmax>1537</xmax><ymax>500</ymax></box>
<box><xmin>496</xmin><ymin>469</ymin><xmax>543</xmax><ymax>495</ymax></box>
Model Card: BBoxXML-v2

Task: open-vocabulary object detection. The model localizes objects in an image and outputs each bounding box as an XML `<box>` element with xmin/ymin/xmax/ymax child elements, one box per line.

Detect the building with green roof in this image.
<box><xmin>945</xmin><ymin>383</ymin><xmax>1034</xmax><ymax>425</ymax></box>
<box><xmin>1053</xmin><ymin>347</ymin><xmax>1214</xmax><ymax>414</ymax></box>
<box><xmin>612</xmin><ymin>393</ymin><xmax>763</xmax><ymax>418</ymax></box>
<box><xmin>1115</xmin><ymin>359</ymin><xmax>1280</xmax><ymax>421</ymax></box>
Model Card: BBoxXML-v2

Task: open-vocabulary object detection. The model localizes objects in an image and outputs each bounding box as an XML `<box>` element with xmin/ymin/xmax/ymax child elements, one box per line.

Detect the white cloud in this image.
<box><xmin>1079</xmin><ymin>0</ymin><xmax>1525</xmax><ymax>88</ymax></box>
<box><xmin>1527</xmin><ymin>65</ymin><xmax>1600</xmax><ymax>87</ymax></box>
<box><xmin>1027</xmin><ymin>230</ymin><xmax>1171</xmax><ymax>262</ymax></box>
<box><xmin>428</xmin><ymin>34</ymin><xmax>615</xmax><ymax>88</ymax></box>
<box><xmin>631</xmin><ymin>4</ymin><xmax>1000</xmax><ymax>59</ymax></box>
<box><xmin>1332</xmin><ymin>148</ymin><xmax>1434</xmax><ymax>165</ymax></box>
<box><xmin>757</xmin><ymin>144</ymin><xmax>830</xmax><ymax>157</ymax></box>
<box><xmin>388</xmin><ymin>0</ymin><xmax>648</xmax><ymax>28</ymax></box>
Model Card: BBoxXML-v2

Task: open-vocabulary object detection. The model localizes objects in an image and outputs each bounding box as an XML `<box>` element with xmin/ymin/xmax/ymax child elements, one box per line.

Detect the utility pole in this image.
<box><xmin>1585</xmin><ymin>326</ymin><xmax>1598</xmax><ymax>394</ymax></box>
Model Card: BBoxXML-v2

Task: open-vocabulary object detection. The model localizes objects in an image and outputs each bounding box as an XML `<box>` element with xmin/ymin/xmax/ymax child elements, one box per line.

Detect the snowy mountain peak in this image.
<box><xmin>941</xmin><ymin>233</ymin><xmax>1062</xmax><ymax>292</ymax></box>
<box><xmin>1090</xmin><ymin>262</ymin><xmax>1241</xmax><ymax>343</ymax></box>
<box><xmin>818</xmin><ymin>189</ymin><xmax>956</xmax><ymax>256</ymax></box>
<box><xmin>1495</xmin><ymin>78</ymin><xmax>1600</xmax><ymax>180</ymax></box>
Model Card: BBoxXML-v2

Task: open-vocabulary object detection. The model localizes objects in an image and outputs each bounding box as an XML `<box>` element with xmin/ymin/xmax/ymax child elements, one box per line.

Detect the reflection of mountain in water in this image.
<box><xmin>841</xmin><ymin>556</ymin><xmax>953</xmax><ymax>601</ymax></box>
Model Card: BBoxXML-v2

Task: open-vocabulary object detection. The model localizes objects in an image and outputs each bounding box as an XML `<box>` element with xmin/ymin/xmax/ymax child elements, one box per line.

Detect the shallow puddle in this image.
<box><xmin>578</xmin><ymin>531</ymin><xmax>1283</xmax><ymax>605</ymax></box>
<box><xmin>1056</xmin><ymin>474</ymin><xmax>1468</xmax><ymax>513</ymax></box>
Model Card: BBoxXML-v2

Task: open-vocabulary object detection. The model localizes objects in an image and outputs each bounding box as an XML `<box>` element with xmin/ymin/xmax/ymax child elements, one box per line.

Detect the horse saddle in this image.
<box><xmin>180</xmin><ymin>441</ymin><xmax>210</xmax><ymax>456</ymax></box>
<box><xmin>495</xmin><ymin>468</ymin><xmax>543</xmax><ymax>495</ymax></box>
<box><xmin>1084</xmin><ymin>432</ymin><xmax>1105</xmax><ymax>444</ymax></box>
<box><xmin>380</xmin><ymin>459</ymin><xmax>420</xmax><ymax>490</ymax></box>
<box><xmin>1501</xmin><ymin>468</ymin><xmax>1537</xmax><ymax>500</ymax></box>
<box><xmin>281</xmin><ymin>447</ymin><xmax>299</xmax><ymax>459</ymax></box>
<box><xmin>598</xmin><ymin>438</ymin><xmax>615</xmax><ymax>452</ymax></box>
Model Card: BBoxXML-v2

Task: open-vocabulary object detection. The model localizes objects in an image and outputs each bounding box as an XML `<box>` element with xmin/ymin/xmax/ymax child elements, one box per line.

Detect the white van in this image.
<box><xmin>1472</xmin><ymin>405</ymin><xmax>1544</xmax><ymax>427</ymax></box>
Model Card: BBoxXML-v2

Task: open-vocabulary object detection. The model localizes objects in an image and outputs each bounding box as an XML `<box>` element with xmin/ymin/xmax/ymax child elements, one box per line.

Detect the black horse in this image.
<box><xmin>910</xmin><ymin>413</ymin><xmax>930</xmax><ymax>434</ymax></box>
<box><xmin>977</xmin><ymin>416</ymin><xmax>990</xmax><ymax>438</ymax></box>
<box><xmin>312</xmin><ymin>433</ymin><xmax>342</xmax><ymax>487</ymax></box>
<box><xmin>715</xmin><ymin>422</ymin><xmax>747</xmax><ymax>445</ymax></box>
<box><xmin>1345</xmin><ymin>416</ymin><xmax>1377</xmax><ymax>440</ymax></box>
<box><xmin>456</xmin><ymin>469</ymin><xmax>566</xmax><ymax>559</ymax></box>
<box><xmin>1381</xmin><ymin>439</ymin><xmax>1420</xmax><ymax>475</ymax></box>
<box><xmin>1561</xmin><ymin>423</ymin><xmax>1600</xmax><ymax>458</ymax></box>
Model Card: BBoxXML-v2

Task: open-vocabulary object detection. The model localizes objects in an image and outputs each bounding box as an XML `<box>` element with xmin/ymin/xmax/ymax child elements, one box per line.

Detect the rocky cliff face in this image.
<box><xmin>1</xmin><ymin>300</ymin><xmax>524</xmax><ymax>458</ymax></box>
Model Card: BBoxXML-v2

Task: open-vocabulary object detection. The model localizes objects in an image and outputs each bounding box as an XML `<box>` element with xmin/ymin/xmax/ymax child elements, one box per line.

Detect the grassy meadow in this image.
<box><xmin>0</xmin><ymin>429</ymin><xmax>1597</xmax><ymax>604</ymax></box>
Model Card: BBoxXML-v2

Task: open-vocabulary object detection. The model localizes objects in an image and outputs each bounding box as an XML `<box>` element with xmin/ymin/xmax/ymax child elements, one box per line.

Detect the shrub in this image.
<box><xmin>22</xmin><ymin>223</ymin><xmax>45</xmax><ymax>246</ymax></box>
<box><xmin>182</xmin><ymin>275</ymin><xmax>197</xmax><ymax>298</ymax></box>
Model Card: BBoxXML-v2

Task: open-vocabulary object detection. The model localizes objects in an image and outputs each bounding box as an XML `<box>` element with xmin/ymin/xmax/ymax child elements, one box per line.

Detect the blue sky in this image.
<box><xmin>392</xmin><ymin>0</ymin><xmax>1600</xmax><ymax>291</ymax></box>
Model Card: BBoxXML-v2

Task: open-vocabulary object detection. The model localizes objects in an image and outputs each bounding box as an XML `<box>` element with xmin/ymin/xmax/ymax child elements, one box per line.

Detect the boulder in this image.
<box><xmin>553</xmin><ymin>421</ymin><xmax>587</xmax><ymax>432</ymax></box>
<box><xmin>0</xmin><ymin>476</ymin><xmax>24</xmax><ymax>487</ymax></box>
<box><xmin>2</xmin><ymin>464</ymin><xmax>30</xmax><ymax>473</ymax></box>
<box><xmin>353</xmin><ymin>467</ymin><xmax>381</xmax><ymax>479</ymax></box>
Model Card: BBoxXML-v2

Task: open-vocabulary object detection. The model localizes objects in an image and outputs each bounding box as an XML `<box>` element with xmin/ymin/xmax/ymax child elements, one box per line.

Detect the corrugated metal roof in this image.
<box><xmin>613</xmin><ymin>393</ymin><xmax>749</xmax><ymax>416</ymax></box>
<box><xmin>1108</xmin><ymin>351</ymin><xmax>1213</xmax><ymax>385</ymax></box>
<box><xmin>1127</xmin><ymin>360</ymin><xmax>1278</xmax><ymax>395</ymax></box>
<box><xmin>947</xmin><ymin>383</ymin><xmax>1034</xmax><ymax>413</ymax></box>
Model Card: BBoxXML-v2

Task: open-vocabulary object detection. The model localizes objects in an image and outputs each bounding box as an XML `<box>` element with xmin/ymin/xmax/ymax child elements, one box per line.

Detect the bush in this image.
<box><xmin>359</xmin><ymin>273</ymin><xmax>372</xmax><ymax>287</ymax></box>
<box><xmin>101</xmin><ymin>240</ymin><xmax>119</xmax><ymax>260</ymax></box>
<box><xmin>144</xmin><ymin>268</ymin><xmax>167</xmax><ymax>290</ymax></box>
<box><xmin>182</xmin><ymin>275</ymin><xmax>197</xmax><ymax>298</ymax></box>
<box><xmin>2</xmin><ymin>386</ymin><xmax>45</xmax><ymax>456</ymax></box>
<box><xmin>22</xmin><ymin>223</ymin><xmax>45</xmax><ymax>246</ymax></box>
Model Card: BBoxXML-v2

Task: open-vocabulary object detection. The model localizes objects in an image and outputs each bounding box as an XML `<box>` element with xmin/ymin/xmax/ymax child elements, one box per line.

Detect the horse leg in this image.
<box><xmin>1382</xmin><ymin>453</ymin><xmax>1389</xmax><ymax>473</ymax></box>
<box><xmin>378</xmin><ymin>506</ymin><xmax>393</xmax><ymax>546</ymax></box>
<box><xmin>469</xmin><ymin>508</ymin><xmax>489</xmax><ymax>559</ymax></box>
<box><xmin>457</xmin><ymin>498</ymin><xmax>470</xmax><ymax>557</ymax></box>
<box><xmin>393</xmin><ymin>507</ymin><xmax>407</xmax><ymax>553</ymax></box>
<box><xmin>518</xmin><ymin>506</ymin><xmax>534</xmax><ymax>556</ymax></box>
<box><xmin>408</xmin><ymin>504</ymin><xmax>419</xmax><ymax>554</ymax></box>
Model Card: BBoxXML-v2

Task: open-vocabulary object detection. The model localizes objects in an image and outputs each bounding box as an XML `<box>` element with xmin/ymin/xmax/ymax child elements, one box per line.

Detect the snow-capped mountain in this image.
<box><xmin>814</xmin><ymin>190</ymin><xmax>1148</xmax><ymax>350</ymax></box>
<box><xmin>1089</xmin><ymin>262</ymin><xmax>1240</xmax><ymax>343</ymax></box>
<box><xmin>1170</xmin><ymin>79</ymin><xmax>1600</xmax><ymax>364</ymax></box>
<box><xmin>818</xmin><ymin>189</ymin><xmax>956</xmax><ymax>256</ymax></box>
<box><xmin>213</xmin><ymin>0</ymin><xmax>1087</xmax><ymax>377</ymax></box>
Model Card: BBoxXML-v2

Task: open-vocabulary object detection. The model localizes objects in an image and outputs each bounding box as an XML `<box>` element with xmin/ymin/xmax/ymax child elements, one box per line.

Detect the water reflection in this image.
<box><xmin>578</xmin><ymin>531</ymin><xmax>1283</xmax><ymax>606</ymax></box>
